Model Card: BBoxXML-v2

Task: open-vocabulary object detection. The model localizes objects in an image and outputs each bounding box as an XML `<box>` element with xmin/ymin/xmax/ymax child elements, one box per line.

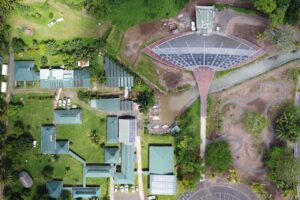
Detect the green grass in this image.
<box><xmin>214</xmin><ymin>67</ymin><xmax>240</xmax><ymax>79</ymax></box>
<box><xmin>215</xmin><ymin>4</ymin><xmax>261</xmax><ymax>15</ymax></box>
<box><xmin>7</xmin><ymin>93</ymin><xmax>108</xmax><ymax>199</ymax></box>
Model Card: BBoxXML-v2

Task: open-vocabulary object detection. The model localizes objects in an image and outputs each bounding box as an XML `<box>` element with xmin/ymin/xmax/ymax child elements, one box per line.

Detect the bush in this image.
<box><xmin>40</xmin><ymin>56</ymin><xmax>48</xmax><ymax>66</ymax></box>
<box><xmin>205</xmin><ymin>140</ymin><xmax>232</xmax><ymax>172</ymax></box>
<box><xmin>48</xmin><ymin>12</ymin><xmax>54</xmax><ymax>19</ymax></box>
<box><xmin>242</xmin><ymin>111</ymin><xmax>267</xmax><ymax>137</ymax></box>
<box><xmin>41</xmin><ymin>165</ymin><xmax>54</xmax><ymax>180</ymax></box>
<box><xmin>11</xmin><ymin>37</ymin><xmax>26</xmax><ymax>53</ymax></box>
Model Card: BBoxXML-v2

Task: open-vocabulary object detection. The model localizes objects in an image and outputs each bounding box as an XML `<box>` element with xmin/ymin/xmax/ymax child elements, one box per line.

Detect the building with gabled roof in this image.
<box><xmin>105</xmin><ymin>147</ymin><xmax>119</xmax><ymax>164</ymax></box>
<box><xmin>107</xmin><ymin>116</ymin><xmax>119</xmax><ymax>144</ymax></box>
<box><xmin>54</xmin><ymin>109</ymin><xmax>82</xmax><ymax>124</ymax></box>
<box><xmin>196</xmin><ymin>6</ymin><xmax>215</xmax><ymax>35</ymax></box>
<box><xmin>114</xmin><ymin>144</ymin><xmax>135</xmax><ymax>185</ymax></box>
<box><xmin>46</xmin><ymin>181</ymin><xmax>63</xmax><ymax>199</ymax></box>
<box><xmin>90</xmin><ymin>98</ymin><xmax>133</xmax><ymax>112</ymax></box>
<box><xmin>41</xmin><ymin>125</ymin><xmax>56</xmax><ymax>154</ymax></box>
<box><xmin>84</xmin><ymin>164</ymin><xmax>115</xmax><ymax>178</ymax></box>
<box><xmin>14</xmin><ymin>61</ymin><xmax>39</xmax><ymax>81</ymax></box>
<box><xmin>149</xmin><ymin>146</ymin><xmax>174</xmax><ymax>174</ymax></box>
<box><xmin>55</xmin><ymin>140</ymin><xmax>70</xmax><ymax>154</ymax></box>
<box><xmin>118</xmin><ymin>117</ymin><xmax>136</xmax><ymax>145</ymax></box>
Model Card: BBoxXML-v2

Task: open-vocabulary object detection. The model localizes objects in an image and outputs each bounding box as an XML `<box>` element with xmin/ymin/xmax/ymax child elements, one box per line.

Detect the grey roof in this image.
<box><xmin>149</xmin><ymin>175</ymin><xmax>177</xmax><ymax>195</ymax></box>
<box><xmin>41</xmin><ymin>125</ymin><xmax>56</xmax><ymax>154</ymax></box>
<box><xmin>55</xmin><ymin>140</ymin><xmax>69</xmax><ymax>154</ymax></box>
<box><xmin>196</xmin><ymin>6</ymin><xmax>215</xmax><ymax>35</ymax></box>
<box><xmin>90</xmin><ymin>98</ymin><xmax>133</xmax><ymax>112</ymax></box>
<box><xmin>71</xmin><ymin>187</ymin><xmax>100</xmax><ymax>199</ymax></box>
<box><xmin>104</xmin><ymin>57</ymin><xmax>134</xmax><ymax>88</ymax></box>
<box><xmin>105</xmin><ymin>147</ymin><xmax>119</xmax><ymax>164</ymax></box>
<box><xmin>118</xmin><ymin>118</ymin><xmax>136</xmax><ymax>145</ymax></box>
<box><xmin>54</xmin><ymin>109</ymin><xmax>82</xmax><ymax>124</ymax></box>
<box><xmin>14</xmin><ymin>61</ymin><xmax>39</xmax><ymax>81</ymax></box>
<box><xmin>107</xmin><ymin>116</ymin><xmax>119</xmax><ymax>144</ymax></box>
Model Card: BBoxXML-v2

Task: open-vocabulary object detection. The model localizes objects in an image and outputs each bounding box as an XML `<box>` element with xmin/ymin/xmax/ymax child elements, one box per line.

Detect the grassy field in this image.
<box><xmin>7</xmin><ymin>93</ymin><xmax>108</xmax><ymax>199</ymax></box>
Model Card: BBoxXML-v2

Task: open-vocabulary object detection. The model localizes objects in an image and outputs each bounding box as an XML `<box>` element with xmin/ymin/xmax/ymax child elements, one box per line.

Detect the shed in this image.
<box><xmin>2</xmin><ymin>64</ymin><xmax>8</xmax><ymax>75</ymax></box>
<box><xmin>54</xmin><ymin>109</ymin><xmax>82</xmax><ymax>124</ymax></box>
<box><xmin>105</xmin><ymin>147</ymin><xmax>119</xmax><ymax>164</ymax></box>
<box><xmin>90</xmin><ymin>98</ymin><xmax>121</xmax><ymax>112</ymax></box>
<box><xmin>46</xmin><ymin>181</ymin><xmax>63</xmax><ymax>198</ymax></box>
<box><xmin>149</xmin><ymin>146</ymin><xmax>174</xmax><ymax>174</ymax></box>
<box><xmin>41</xmin><ymin>125</ymin><xmax>56</xmax><ymax>154</ymax></box>
<box><xmin>19</xmin><ymin>171</ymin><xmax>33</xmax><ymax>188</ymax></box>
<box><xmin>71</xmin><ymin>187</ymin><xmax>100</xmax><ymax>199</ymax></box>
<box><xmin>14</xmin><ymin>61</ymin><xmax>39</xmax><ymax>81</ymax></box>
<box><xmin>118</xmin><ymin>118</ymin><xmax>136</xmax><ymax>145</ymax></box>
<box><xmin>107</xmin><ymin>116</ymin><xmax>119</xmax><ymax>144</ymax></box>
<box><xmin>149</xmin><ymin>175</ymin><xmax>176</xmax><ymax>195</ymax></box>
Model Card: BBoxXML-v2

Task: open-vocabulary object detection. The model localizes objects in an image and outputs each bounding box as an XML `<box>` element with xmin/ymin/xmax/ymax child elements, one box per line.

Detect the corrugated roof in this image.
<box><xmin>14</xmin><ymin>61</ymin><xmax>39</xmax><ymax>81</ymax></box>
<box><xmin>114</xmin><ymin>144</ymin><xmax>135</xmax><ymax>185</ymax></box>
<box><xmin>41</xmin><ymin>125</ymin><xmax>56</xmax><ymax>154</ymax></box>
<box><xmin>104</xmin><ymin>57</ymin><xmax>134</xmax><ymax>88</ymax></box>
<box><xmin>84</xmin><ymin>164</ymin><xmax>115</xmax><ymax>178</ymax></box>
<box><xmin>105</xmin><ymin>147</ymin><xmax>119</xmax><ymax>164</ymax></box>
<box><xmin>46</xmin><ymin>181</ymin><xmax>63</xmax><ymax>198</ymax></box>
<box><xmin>54</xmin><ymin>109</ymin><xmax>82</xmax><ymax>124</ymax></box>
<box><xmin>149</xmin><ymin>146</ymin><xmax>174</xmax><ymax>174</ymax></box>
<box><xmin>90</xmin><ymin>98</ymin><xmax>121</xmax><ymax>112</ymax></box>
<box><xmin>71</xmin><ymin>187</ymin><xmax>100</xmax><ymax>199</ymax></box>
<box><xmin>107</xmin><ymin>116</ymin><xmax>118</xmax><ymax>144</ymax></box>
<box><xmin>149</xmin><ymin>175</ymin><xmax>176</xmax><ymax>195</ymax></box>
<box><xmin>120</xmin><ymin>100</ymin><xmax>133</xmax><ymax>111</ymax></box>
<box><xmin>119</xmin><ymin>118</ymin><xmax>136</xmax><ymax>145</ymax></box>
<box><xmin>196</xmin><ymin>6</ymin><xmax>214</xmax><ymax>35</ymax></box>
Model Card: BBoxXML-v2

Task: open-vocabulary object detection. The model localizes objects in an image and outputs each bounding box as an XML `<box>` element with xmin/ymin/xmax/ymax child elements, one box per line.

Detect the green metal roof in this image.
<box><xmin>90</xmin><ymin>98</ymin><xmax>121</xmax><ymax>112</ymax></box>
<box><xmin>114</xmin><ymin>144</ymin><xmax>135</xmax><ymax>185</ymax></box>
<box><xmin>46</xmin><ymin>181</ymin><xmax>63</xmax><ymax>198</ymax></box>
<box><xmin>41</xmin><ymin>125</ymin><xmax>56</xmax><ymax>154</ymax></box>
<box><xmin>149</xmin><ymin>146</ymin><xmax>174</xmax><ymax>174</ymax></box>
<box><xmin>55</xmin><ymin>140</ymin><xmax>69</xmax><ymax>154</ymax></box>
<box><xmin>105</xmin><ymin>147</ymin><xmax>119</xmax><ymax>164</ymax></box>
<box><xmin>104</xmin><ymin>57</ymin><xmax>134</xmax><ymax>88</ymax></box>
<box><xmin>14</xmin><ymin>61</ymin><xmax>39</xmax><ymax>81</ymax></box>
<box><xmin>54</xmin><ymin>109</ymin><xmax>82</xmax><ymax>124</ymax></box>
<box><xmin>71</xmin><ymin>187</ymin><xmax>100</xmax><ymax>199</ymax></box>
<box><xmin>84</xmin><ymin>164</ymin><xmax>114</xmax><ymax>178</ymax></box>
<box><xmin>107</xmin><ymin>116</ymin><xmax>118</xmax><ymax>144</ymax></box>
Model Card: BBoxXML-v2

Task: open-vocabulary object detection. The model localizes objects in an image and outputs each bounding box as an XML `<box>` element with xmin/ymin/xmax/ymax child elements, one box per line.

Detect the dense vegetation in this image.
<box><xmin>205</xmin><ymin>141</ymin><xmax>233</xmax><ymax>173</ymax></box>
<box><xmin>275</xmin><ymin>105</ymin><xmax>300</xmax><ymax>143</ymax></box>
<box><xmin>242</xmin><ymin>111</ymin><xmax>267</xmax><ymax>137</ymax></box>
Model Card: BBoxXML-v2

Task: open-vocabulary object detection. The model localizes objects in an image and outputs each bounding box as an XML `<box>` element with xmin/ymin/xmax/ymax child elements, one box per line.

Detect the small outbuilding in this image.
<box><xmin>19</xmin><ymin>171</ymin><xmax>33</xmax><ymax>188</ymax></box>
<box><xmin>2</xmin><ymin>64</ymin><xmax>8</xmax><ymax>75</ymax></box>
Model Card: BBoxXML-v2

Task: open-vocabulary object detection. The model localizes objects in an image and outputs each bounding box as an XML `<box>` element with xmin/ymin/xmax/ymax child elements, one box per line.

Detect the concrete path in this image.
<box><xmin>110</xmin><ymin>177</ymin><xmax>115</xmax><ymax>200</ymax></box>
<box><xmin>135</xmin><ymin>136</ymin><xmax>145</xmax><ymax>200</ymax></box>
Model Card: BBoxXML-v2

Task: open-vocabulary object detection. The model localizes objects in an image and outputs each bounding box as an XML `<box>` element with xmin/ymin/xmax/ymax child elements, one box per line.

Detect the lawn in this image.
<box><xmin>7</xmin><ymin>93</ymin><xmax>108</xmax><ymax>199</ymax></box>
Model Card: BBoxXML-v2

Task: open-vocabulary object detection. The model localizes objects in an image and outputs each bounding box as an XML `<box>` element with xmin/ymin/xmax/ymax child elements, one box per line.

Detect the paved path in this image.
<box><xmin>110</xmin><ymin>177</ymin><xmax>115</xmax><ymax>200</ymax></box>
<box><xmin>294</xmin><ymin>76</ymin><xmax>300</xmax><ymax>200</ymax></box>
<box><xmin>135</xmin><ymin>136</ymin><xmax>145</xmax><ymax>200</ymax></box>
<box><xmin>8</xmin><ymin>51</ymin><xmax>14</xmax><ymax>97</ymax></box>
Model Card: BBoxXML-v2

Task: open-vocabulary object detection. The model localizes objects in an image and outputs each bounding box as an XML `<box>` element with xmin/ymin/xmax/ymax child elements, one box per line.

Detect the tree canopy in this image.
<box><xmin>205</xmin><ymin>140</ymin><xmax>232</xmax><ymax>172</ymax></box>
<box><xmin>254</xmin><ymin>0</ymin><xmax>277</xmax><ymax>14</ymax></box>
<box><xmin>275</xmin><ymin>105</ymin><xmax>300</xmax><ymax>143</ymax></box>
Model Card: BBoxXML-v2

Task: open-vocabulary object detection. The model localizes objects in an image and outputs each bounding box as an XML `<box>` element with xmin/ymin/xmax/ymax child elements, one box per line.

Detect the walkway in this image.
<box><xmin>135</xmin><ymin>136</ymin><xmax>145</xmax><ymax>200</ymax></box>
<box><xmin>8</xmin><ymin>51</ymin><xmax>14</xmax><ymax>97</ymax></box>
<box><xmin>294</xmin><ymin>75</ymin><xmax>300</xmax><ymax>200</ymax></box>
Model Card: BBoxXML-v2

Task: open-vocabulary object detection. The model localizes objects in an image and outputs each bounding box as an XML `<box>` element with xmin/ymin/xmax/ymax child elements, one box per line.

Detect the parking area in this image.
<box><xmin>180</xmin><ymin>180</ymin><xmax>258</xmax><ymax>200</ymax></box>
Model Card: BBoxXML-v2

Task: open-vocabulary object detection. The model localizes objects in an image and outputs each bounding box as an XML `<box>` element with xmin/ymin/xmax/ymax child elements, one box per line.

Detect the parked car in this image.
<box><xmin>67</xmin><ymin>98</ymin><xmax>71</xmax><ymax>106</ymax></box>
<box><xmin>131</xmin><ymin>185</ymin><xmax>135</xmax><ymax>193</ymax></box>
<box><xmin>120</xmin><ymin>185</ymin><xmax>124</xmax><ymax>193</ymax></box>
<box><xmin>125</xmin><ymin>185</ymin><xmax>129</xmax><ymax>192</ymax></box>
<box><xmin>58</xmin><ymin>99</ymin><xmax>62</xmax><ymax>107</ymax></box>
<box><xmin>148</xmin><ymin>195</ymin><xmax>156</xmax><ymax>200</ymax></box>
<box><xmin>114</xmin><ymin>185</ymin><xmax>118</xmax><ymax>192</ymax></box>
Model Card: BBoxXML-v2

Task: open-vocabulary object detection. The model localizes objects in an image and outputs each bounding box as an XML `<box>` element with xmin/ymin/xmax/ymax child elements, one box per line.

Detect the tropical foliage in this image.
<box><xmin>242</xmin><ymin>111</ymin><xmax>267</xmax><ymax>137</ymax></box>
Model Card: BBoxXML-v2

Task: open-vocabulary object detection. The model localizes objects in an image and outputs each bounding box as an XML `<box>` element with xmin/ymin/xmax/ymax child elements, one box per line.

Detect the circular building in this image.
<box><xmin>19</xmin><ymin>171</ymin><xmax>33</xmax><ymax>188</ymax></box>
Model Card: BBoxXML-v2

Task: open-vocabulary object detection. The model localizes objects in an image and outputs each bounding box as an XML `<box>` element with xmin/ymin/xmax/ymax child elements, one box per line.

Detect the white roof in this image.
<box><xmin>2</xmin><ymin>64</ymin><xmax>8</xmax><ymax>75</ymax></box>
<box><xmin>40</xmin><ymin>69</ymin><xmax>50</xmax><ymax>80</ymax></box>
<box><xmin>1</xmin><ymin>82</ymin><xmax>7</xmax><ymax>93</ymax></box>
<box><xmin>51</xmin><ymin>69</ymin><xmax>64</xmax><ymax>80</ymax></box>
<box><xmin>63</xmin><ymin>70</ymin><xmax>74</xmax><ymax>79</ymax></box>
<box><xmin>119</xmin><ymin>118</ymin><xmax>137</xmax><ymax>145</ymax></box>
<box><xmin>149</xmin><ymin>175</ymin><xmax>176</xmax><ymax>195</ymax></box>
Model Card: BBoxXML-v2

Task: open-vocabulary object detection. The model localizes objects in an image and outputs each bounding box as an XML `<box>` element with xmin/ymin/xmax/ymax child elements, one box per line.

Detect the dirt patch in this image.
<box><xmin>247</xmin><ymin>98</ymin><xmax>266</xmax><ymax>114</ymax></box>
<box><xmin>233</xmin><ymin>24</ymin><xmax>266</xmax><ymax>44</ymax></box>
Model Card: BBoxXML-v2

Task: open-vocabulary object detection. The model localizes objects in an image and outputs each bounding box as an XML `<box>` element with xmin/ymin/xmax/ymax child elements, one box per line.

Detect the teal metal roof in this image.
<box><xmin>104</xmin><ymin>57</ymin><xmax>134</xmax><ymax>88</ymax></box>
<box><xmin>107</xmin><ymin>116</ymin><xmax>118</xmax><ymax>144</ymax></box>
<box><xmin>105</xmin><ymin>147</ymin><xmax>119</xmax><ymax>164</ymax></box>
<box><xmin>149</xmin><ymin>146</ymin><xmax>174</xmax><ymax>174</ymax></box>
<box><xmin>71</xmin><ymin>187</ymin><xmax>100</xmax><ymax>199</ymax></box>
<box><xmin>41</xmin><ymin>125</ymin><xmax>56</xmax><ymax>154</ymax></box>
<box><xmin>46</xmin><ymin>181</ymin><xmax>63</xmax><ymax>198</ymax></box>
<box><xmin>90</xmin><ymin>98</ymin><xmax>121</xmax><ymax>112</ymax></box>
<box><xmin>149</xmin><ymin>175</ymin><xmax>177</xmax><ymax>195</ymax></box>
<box><xmin>114</xmin><ymin>144</ymin><xmax>135</xmax><ymax>185</ymax></box>
<box><xmin>55</xmin><ymin>140</ymin><xmax>69</xmax><ymax>154</ymax></box>
<box><xmin>84</xmin><ymin>164</ymin><xmax>114</xmax><ymax>178</ymax></box>
<box><xmin>14</xmin><ymin>61</ymin><xmax>39</xmax><ymax>81</ymax></box>
<box><xmin>54</xmin><ymin>109</ymin><xmax>82</xmax><ymax>124</ymax></box>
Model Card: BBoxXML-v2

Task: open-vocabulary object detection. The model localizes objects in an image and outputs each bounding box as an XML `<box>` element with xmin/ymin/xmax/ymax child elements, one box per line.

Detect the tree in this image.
<box><xmin>40</xmin><ymin>56</ymin><xmax>48</xmax><ymax>66</ymax></box>
<box><xmin>205</xmin><ymin>141</ymin><xmax>232</xmax><ymax>172</ymax></box>
<box><xmin>275</xmin><ymin>105</ymin><xmax>300</xmax><ymax>142</ymax></box>
<box><xmin>41</xmin><ymin>165</ymin><xmax>54</xmax><ymax>180</ymax></box>
<box><xmin>284</xmin><ymin>0</ymin><xmax>300</xmax><ymax>24</ymax></box>
<box><xmin>265</xmin><ymin>147</ymin><xmax>300</xmax><ymax>190</ymax></box>
<box><xmin>242</xmin><ymin>111</ymin><xmax>267</xmax><ymax>137</ymax></box>
<box><xmin>270</xmin><ymin>7</ymin><xmax>287</xmax><ymax>28</ymax></box>
<box><xmin>254</xmin><ymin>0</ymin><xmax>277</xmax><ymax>14</ymax></box>
<box><xmin>11</xmin><ymin>37</ymin><xmax>26</xmax><ymax>53</ymax></box>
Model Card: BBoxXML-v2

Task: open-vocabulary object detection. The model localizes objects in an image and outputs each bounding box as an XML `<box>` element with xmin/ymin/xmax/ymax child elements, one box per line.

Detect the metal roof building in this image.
<box><xmin>149</xmin><ymin>146</ymin><xmax>174</xmax><ymax>174</ymax></box>
<box><xmin>114</xmin><ymin>144</ymin><xmax>135</xmax><ymax>185</ymax></box>
<box><xmin>104</xmin><ymin>57</ymin><xmax>134</xmax><ymax>88</ymax></box>
<box><xmin>196</xmin><ymin>6</ymin><xmax>215</xmax><ymax>35</ymax></box>
<box><xmin>84</xmin><ymin>164</ymin><xmax>115</xmax><ymax>178</ymax></box>
<box><xmin>71</xmin><ymin>187</ymin><xmax>100</xmax><ymax>199</ymax></box>
<box><xmin>14</xmin><ymin>61</ymin><xmax>39</xmax><ymax>81</ymax></box>
<box><xmin>55</xmin><ymin>140</ymin><xmax>70</xmax><ymax>154</ymax></box>
<box><xmin>41</xmin><ymin>125</ymin><xmax>56</xmax><ymax>154</ymax></box>
<box><xmin>149</xmin><ymin>174</ymin><xmax>177</xmax><ymax>195</ymax></box>
<box><xmin>46</xmin><ymin>181</ymin><xmax>63</xmax><ymax>199</ymax></box>
<box><xmin>107</xmin><ymin>116</ymin><xmax>119</xmax><ymax>144</ymax></box>
<box><xmin>105</xmin><ymin>147</ymin><xmax>119</xmax><ymax>164</ymax></box>
<box><xmin>40</xmin><ymin>68</ymin><xmax>90</xmax><ymax>89</ymax></box>
<box><xmin>118</xmin><ymin>118</ymin><xmax>136</xmax><ymax>145</ymax></box>
<box><xmin>54</xmin><ymin>109</ymin><xmax>82</xmax><ymax>124</ymax></box>
<box><xmin>90</xmin><ymin>98</ymin><xmax>133</xmax><ymax>112</ymax></box>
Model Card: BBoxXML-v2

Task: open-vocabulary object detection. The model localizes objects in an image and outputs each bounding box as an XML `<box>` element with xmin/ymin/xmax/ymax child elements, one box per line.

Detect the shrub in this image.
<box><xmin>41</xmin><ymin>165</ymin><xmax>54</xmax><ymax>180</ymax></box>
<box><xmin>11</xmin><ymin>37</ymin><xmax>26</xmax><ymax>53</ymax></box>
<box><xmin>205</xmin><ymin>140</ymin><xmax>232</xmax><ymax>172</ymax></box>
<box><xmin>242</xmin><ymin>111</ymin><xmax>267</xmax><ymax>137</ymax></box>
<box><xmin>48</xmin><ymin>12</ymin><xmax>54</xmax><ymax>19</ymax></box>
